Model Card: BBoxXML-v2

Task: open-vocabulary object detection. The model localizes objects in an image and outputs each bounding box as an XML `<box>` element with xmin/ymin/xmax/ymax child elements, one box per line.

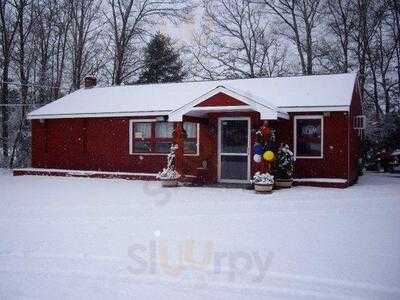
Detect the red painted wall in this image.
<box><xmin>274</xmin><ymin>112</ymin><xmax>349</xmax><ymax>179</ymax></box>
<box><xmin>31</xmin><ymin>112</ymin><xmax>356</xmax><ymax>183</ymax></box>
<box><xmin>348</xmin><ymin>80</ymin><xmax>363</xmax><ymax>184</ymax></box>
<box><xmin>31</xmin><ymin>89</ymin><xmax>361</xmax><ymax>184</ymax></box>
<box><xmin>32</xmin><ymin>116</ymin><xmax>211</xmax><ymax>177</ymax></box>
<box><xmin>195</xmin><ymin>92</ymin><xmax>248</xmax><ymax>107</ymax></box>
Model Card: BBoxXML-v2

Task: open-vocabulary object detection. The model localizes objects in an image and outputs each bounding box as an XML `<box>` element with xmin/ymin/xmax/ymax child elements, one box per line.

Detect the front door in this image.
<box><xmin>218</xmin><ymin>118</ymin><xmax>250</xmax><ymax>183</ymax></box>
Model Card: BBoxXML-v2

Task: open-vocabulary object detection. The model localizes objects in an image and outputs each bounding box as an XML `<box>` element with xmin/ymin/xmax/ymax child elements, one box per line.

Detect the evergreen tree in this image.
<box><xmin>138</xmin><ymin>33</ymin><xmax>185</xmax><ymax>84</ymax></box>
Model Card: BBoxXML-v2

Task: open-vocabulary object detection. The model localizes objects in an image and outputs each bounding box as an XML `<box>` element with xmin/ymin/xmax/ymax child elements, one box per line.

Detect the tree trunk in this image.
<box><xmin>1</xmin><ymin>63</ymin><xmax>10</xmax><ymax>163</ymax></box>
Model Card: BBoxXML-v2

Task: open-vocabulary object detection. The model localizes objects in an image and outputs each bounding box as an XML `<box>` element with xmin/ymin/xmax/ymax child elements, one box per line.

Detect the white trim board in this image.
<box><xmin>168</xmin><ymin>85</ymin><xmax>289</xmax><ymax>122</ymax></box>
<box><xmin>28</xmin><ymin>111</ymin><xmax>170</xmax><ymax>120</ymax></box>
<box><xmin>27</xmin><ymin>107</ymin><xmax>350</xmax><ymax>120</ymax></box>
<box><xmin>294</xmin><ymin>178</ymin><xmax>347</xmax><ymax>183</ymax></box>
<box><xmin>283</xmin><ymin>106</ymin><xmax>349</xmax><ymax>112</ymax></box>
<box><xmin>14</xmin><ymin>168</ymin><xmax>158</xmax><ymax>177</ymax></box>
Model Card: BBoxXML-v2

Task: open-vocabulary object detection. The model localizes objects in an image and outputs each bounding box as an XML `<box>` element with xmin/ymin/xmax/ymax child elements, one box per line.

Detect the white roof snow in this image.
<box><xmin>28</xmin><ymin>73</ymin><xmax>357</xmax><ymax>119</ymax></box>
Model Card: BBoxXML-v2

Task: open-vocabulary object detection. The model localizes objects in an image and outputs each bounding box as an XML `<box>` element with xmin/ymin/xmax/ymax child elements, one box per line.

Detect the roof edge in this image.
<box><xmin>27</xmin><ymin>110</ymin><xmax>170</xmax><ymax>120</ymax></box>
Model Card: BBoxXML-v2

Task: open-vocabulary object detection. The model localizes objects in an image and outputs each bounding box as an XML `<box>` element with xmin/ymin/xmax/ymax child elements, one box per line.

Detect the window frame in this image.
<box><xmin>154</xmin><ymin>122</ymin><xmax>174</xmax><ymax>154</ymax></box>
<box><xmin>129</xmin><ymin>119</ymin><xmax>156</xmax><ymax>155</ymax></box>
<box><xmin>129</xmin><ymin>120</ymin><xmax>200</xmax><ymax>156</ymax></box>
<box><xmin>293</xmin><ymin>115</ymin><xmax>324</xmax><ymax>159</ymax></box>
<box><xmin>183</xmin><ymin>122</ymin><xmax>200</xmax><ymax>156</ymax></box>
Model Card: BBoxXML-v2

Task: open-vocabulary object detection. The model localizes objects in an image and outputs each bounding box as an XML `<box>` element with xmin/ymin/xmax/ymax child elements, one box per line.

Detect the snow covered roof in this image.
<box><xmin>28</xmin><ymin>73</ymin><xmax>357</xmax><ymax>119</ymax></box>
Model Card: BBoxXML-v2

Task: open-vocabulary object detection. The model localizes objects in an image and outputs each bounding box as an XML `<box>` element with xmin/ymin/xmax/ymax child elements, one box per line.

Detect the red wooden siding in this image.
<box><xmin>348</xmin><ymin>81</ymin><xmax>363</xmax><ymax>185</ymax></box>
<box><xmin>32</xmin><ymin>117</ymin><xmax>211</xmax><ymax>177</ymax></box>
<box><xmin>274</xmin><ymin>112</ymin><xmax>349</xmax><ymax>179</ymax></box>
<box><xmin>195</xmin><ymin>92</ymin><xmax>248</xmax><ymax>107</ymax></box>
<box><xmin>31</xmin><ymin>111</ymin><xmax>358</xmax><ymax>184</ymax></box>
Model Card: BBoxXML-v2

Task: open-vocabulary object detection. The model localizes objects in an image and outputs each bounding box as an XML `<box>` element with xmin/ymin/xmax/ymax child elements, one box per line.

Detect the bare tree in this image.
<box><xmin>49</xmin><ymin>0</ymin><xmax>71</xmax><ymax>99</ymax></box>
<box><xmin>365</xmin><ymin>4</ymin><xmax>399</xmax><ymax>116</ymax></box>
<box><xmin>257</xmin><ymin>0</ymin><xmax>321</xmax><ymax>75</ymax></box>
<box><xmin>191</xmin><ymin>0</ymin><xmax>287</xmax><ymax>79</ymax></box>
<box><xmin>68</xmin><ymin>0</ymin><xmax>103</xmax><ymax>90</ymax></box>
<box><xmin>9</xmin><ymin>0</ymin><xmax>35</xmax><ymax>167</ymax></box>
<box><xmin>0</xmin><ymin>0</ymin><xmax>19</xmax><ymax>164</ymax></box>
<box><xmin>388</xmin><ymin>0</ymin><xmax>400</xmax><ymax>107</ymax></box>
<box><xmin>318</xmin><ymin>0</ymin><xmax>356</xmax><ymax>73</ymax></box>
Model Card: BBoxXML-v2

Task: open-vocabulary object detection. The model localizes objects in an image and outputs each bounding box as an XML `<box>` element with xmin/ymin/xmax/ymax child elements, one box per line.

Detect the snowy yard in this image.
<box><xmin>0</xmin><ymin>170</ymin><xmax>399</xmax><ymax>299</ymax></box>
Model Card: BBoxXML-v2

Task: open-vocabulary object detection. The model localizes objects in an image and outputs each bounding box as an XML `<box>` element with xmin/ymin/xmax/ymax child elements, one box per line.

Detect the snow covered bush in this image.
<box><xmin>157</xmin><ymin>168</ymin><xmax>181</xmax><ymax>180</ymax></box>
<box><xmin>251</xmin><ymin>172</ymin><xmax>274</xmax><ymax>185</ymax></box>
<box><xmin>275</xmin><ymin>144</ymin><xmax>295</xmax><ymax>179</ymax></box>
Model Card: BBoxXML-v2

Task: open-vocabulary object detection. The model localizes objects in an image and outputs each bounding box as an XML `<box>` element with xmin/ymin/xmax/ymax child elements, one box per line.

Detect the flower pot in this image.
<box><xmin>161</xmin><ymin>179</ymin><xmax>179</xmax><ymax>187</ymax></box>
<box><xmin>275</xmin><ymin>178</ymin><xmax>293</xmax><ymax>188</ymax></box>
<box><xmin>254</xmin><ymin>183</ymin><xmax>274</xmax><ymax>193</ymax></box>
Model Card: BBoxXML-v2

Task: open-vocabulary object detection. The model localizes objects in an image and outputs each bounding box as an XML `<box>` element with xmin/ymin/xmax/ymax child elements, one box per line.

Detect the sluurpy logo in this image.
<box><xmin>127</xmin><ymin>239</ymin><xmax>274</xmax><ymax>284</ymax></box>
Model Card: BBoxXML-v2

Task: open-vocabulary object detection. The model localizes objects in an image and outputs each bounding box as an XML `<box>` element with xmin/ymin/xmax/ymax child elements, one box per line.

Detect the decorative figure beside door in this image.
<box><xmin>157</xmin><ymin>144</ymin><xmax>181</xmax><ymax>187</ymax></box>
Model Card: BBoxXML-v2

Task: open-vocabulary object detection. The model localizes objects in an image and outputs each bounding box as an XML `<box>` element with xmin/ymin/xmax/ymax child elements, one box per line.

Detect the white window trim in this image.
<box><xmin>129</xmin><ymin>120</ymin><xmax>200</xmax><ymax>156</ymax></box>
<box><xmin>129</xmin><ymin>119</ymin><xmax>162</xmax><ymax>155</ymax></box>
<box><xmin>183</xmin><ymin>123</ymin><xmax>200</xmax><ymax>157</ymax></box>
<box><xmin>293</xmin><ymin>115</ymin><xmax>324</xmax><ymax>159</ymax></box>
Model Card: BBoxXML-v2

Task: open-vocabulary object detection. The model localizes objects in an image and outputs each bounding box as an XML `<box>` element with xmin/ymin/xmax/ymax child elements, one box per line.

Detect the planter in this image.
<box><xmin>160</xmin><ymin>179</ymin><xmax>179</xmax><ymax>187</ymax></box>
<box><xmin>275</xmin><ymin>178</ymin><xmax>293</xmax><ymax>188</ymax></box>
<box><xmin>254</xmin><ymin>183</ymin><xmax>274</xmax><ymax>193</ymax></box>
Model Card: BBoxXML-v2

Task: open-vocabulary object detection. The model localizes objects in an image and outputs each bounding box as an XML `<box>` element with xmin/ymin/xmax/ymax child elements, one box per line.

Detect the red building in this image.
<box><xmin>17</xmin><ymin>73</ymin><xmax>364</xmax><ymax>187</ymax></box>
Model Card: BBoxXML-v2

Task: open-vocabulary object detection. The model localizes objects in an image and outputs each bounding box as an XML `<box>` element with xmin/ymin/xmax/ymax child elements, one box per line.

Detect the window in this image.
<box><xmin>294</xmin><ymin>116</ymin><xmax>323</xmax><ymax>158</ymax></box>
<box><xmin>354</xmin><ymin>115</ymin><xmax>365</xmax><ymax>136</ymax></box>
<box><xmin>130</xmin><ymin>120</ymin><xmax>199</xmax><ymax>155</ymax></box>
<box><xmin>154</xmin><ymin>122</ymin><xmax>174</xmax><ymax>153</ymax></box>
<box><xmin>183</xmin><ymin>122</ymin><xmax>199</xmax><ymax>155</ymax></box>
<box><xmin>132</xmin><ymin>122</ymin><xmax>152</xmax><ymax>153</ymax></box>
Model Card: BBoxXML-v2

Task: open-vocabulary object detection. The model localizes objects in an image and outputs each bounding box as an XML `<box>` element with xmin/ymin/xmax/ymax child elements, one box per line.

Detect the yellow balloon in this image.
<box><xmin>263</xmin><ymin>151</ymin><xmax>275</xmax><ymax>162</ymax></box>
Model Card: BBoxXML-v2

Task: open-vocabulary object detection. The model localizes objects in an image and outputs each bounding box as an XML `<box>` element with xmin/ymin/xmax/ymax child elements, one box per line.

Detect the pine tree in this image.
<box><xmin>138</xmin><ymin>33</ymin><xmax>185</xmax><ymax>84</ymax></box>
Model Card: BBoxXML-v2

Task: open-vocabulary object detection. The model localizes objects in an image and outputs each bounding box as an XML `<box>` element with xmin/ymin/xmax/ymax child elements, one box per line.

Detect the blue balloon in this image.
<box><xmin>254</xmin><ymin>144</ymin><xmax>264</xmax><ymax>155</ymax></box>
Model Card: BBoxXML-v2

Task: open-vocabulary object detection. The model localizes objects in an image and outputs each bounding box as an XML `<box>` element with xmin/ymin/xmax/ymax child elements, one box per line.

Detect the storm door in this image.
<box><xmin>218</xmin><ymin>118</ymin><xmax>250</xmax><ymax>182</ymax></box>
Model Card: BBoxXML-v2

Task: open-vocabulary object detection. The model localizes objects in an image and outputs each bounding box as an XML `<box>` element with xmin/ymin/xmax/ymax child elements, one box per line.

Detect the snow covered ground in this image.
<box><xmin>0</xmin><ymin>170</ymin><xmax>399</xmax><ymax>299</ymax></box>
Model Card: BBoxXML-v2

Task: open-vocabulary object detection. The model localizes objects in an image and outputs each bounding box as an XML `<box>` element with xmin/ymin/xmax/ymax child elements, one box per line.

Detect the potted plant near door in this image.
<box><xmin>251</xmin><ymin>172</ymin><xmax>275</xmax><ymax>193</ymax></box>
<box><xmin>274</xmin><ymin>144</ymin><xmax>295</xmax><ymax>188</ymax></box>
<box><xmin>157</xmin><ymin>144</ymin><xmax>181</xmax><ymax>187</ymax></box>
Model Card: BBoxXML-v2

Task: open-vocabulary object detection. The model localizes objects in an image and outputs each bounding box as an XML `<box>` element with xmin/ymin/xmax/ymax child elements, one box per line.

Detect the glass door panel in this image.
<box><xmin>219</xmin><ymin>119</ymin><xmax>249</xmax><ymax>182</ymax></box>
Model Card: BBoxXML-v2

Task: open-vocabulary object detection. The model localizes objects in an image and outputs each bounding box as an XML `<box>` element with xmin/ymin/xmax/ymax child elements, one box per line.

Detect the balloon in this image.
<box><xmin>254</xmin><ymin>144</ymin><xmax>264</xmax><ymax>155</ymax></box>
<box><xmin>263</xmin><ymin>151</ymin><xmax>275</xmax><ymax>162</ymax></box>
<box><xmin>253</xmin><ymin>154</ymin><xmax>262</xmax><ymax>163</ymax></box>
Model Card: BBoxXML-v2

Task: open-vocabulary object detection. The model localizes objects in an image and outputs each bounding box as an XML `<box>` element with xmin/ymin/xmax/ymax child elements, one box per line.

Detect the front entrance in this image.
<box><xmin>218</xmin><ymin>117</ymin><xmax>250</xmax><ymax>183</ymax></box>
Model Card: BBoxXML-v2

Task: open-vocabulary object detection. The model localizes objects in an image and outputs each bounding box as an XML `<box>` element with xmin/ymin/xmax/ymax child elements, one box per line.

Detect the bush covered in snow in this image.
<box><xmin>251</xmin><ymin>172</ymin><xmax>274</xmax><ymax>185</ymax></box>
<box><xmin>275</xmin><ymin>144</ymin><xmax>295</xmax><ymax>179</ymax></box>
<box><xmin>156</xmin><ymin>168</ymin><xmax>181</xmax><ymax>180</ymax></box>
